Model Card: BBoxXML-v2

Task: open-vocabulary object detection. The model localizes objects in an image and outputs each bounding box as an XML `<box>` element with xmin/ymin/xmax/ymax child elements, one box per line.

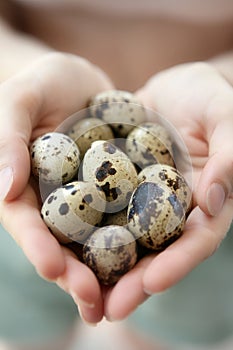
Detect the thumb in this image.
<box><xmin>197</xmin><ymin>116</ymin><xmax>233</xmax><ymax>217</ymax></box>
<box><xmin>0</xmin><ymin>82</ymin><xmax>33</xmax><ymax>201</ymax></box>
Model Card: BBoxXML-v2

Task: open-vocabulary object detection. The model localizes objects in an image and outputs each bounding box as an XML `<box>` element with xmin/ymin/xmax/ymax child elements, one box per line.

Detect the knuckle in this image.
<box><xmin>38</xmin><ymin>52</ymin><xmax>93</xmax><ymax>72</ymax></box>
<box><xmin>188</xmin><ymin>61</ymin><xmax>214</xmax><ymax>75</ymax></box>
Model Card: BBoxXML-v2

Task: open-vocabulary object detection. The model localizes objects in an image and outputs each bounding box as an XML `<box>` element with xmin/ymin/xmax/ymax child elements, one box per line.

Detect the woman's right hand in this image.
<box><xmin>0</xmin><ymin>52</ymin><xmax>113</xmax><ymax>324</ymax></box>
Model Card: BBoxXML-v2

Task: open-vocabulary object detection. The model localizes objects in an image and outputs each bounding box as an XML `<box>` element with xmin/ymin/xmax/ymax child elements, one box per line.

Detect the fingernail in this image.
<box><xmin>105</xmin><ymin>314</ymin><xmax>116</xmax><ymax>322</ymax></box>
<box><xmin>0</xmin><ymin>167</ymin><xmax>13</xmax><ymax>201</ymax></box>
<box><xmin>105</xmin><ymin>313</ymin><xmax>126</xmax><ymax>322</ymax></box>
<box><xmin>70</xmin><ymin>292</ymin><xmax>97</xmax><ymax>327</ymax></box>
<box><xmin>77</xmin><ymin>304</ymin><xmax>97</xmax><ymax>327</ymax></box>
<box><xmin>207</xmin><ymin>183</ymin><xmax>226</xmax><ymax>216</ymax></box>
<box><xmin>143</xmin><ymin>288</ymin><xmax>153</xmax><ymax>296</ymax></box>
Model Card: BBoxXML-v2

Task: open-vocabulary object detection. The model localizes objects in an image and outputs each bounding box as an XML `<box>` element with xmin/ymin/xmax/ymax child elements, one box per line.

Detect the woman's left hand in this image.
<box><xmin>103</xmin><ymin>62</ymin><xmax>233</xmax><ymax>322</ymax></box>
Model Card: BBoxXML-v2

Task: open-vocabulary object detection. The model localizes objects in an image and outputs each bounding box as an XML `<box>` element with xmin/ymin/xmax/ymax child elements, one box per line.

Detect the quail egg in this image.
<box><xmin>65</xmin><ymin>241</ymin><xmax>84</xmax><ymax>262</ymax></box>
<box><xmin>125</xmin><ymin>122</ymin><xmax>174</xmax><ymax>170</ymax></box>
<box><xmin>67</xmin><ymin>117</ymin><xmax>114</xmax><ymax>159</ymax></box>
<box><xmin>127</xmin><ymin>181</ymin><xmax>185</xmax><ymax>250</ymax></box>
<box><xmin>88</xmin><ymin>90</ymin><xmax>146</xmax><ymax>137</ymax></box>
<box><xmin>138</xmin><ymin>164</ymin><xmax>192</xmax><ymax>212</ymax></box>
<box><xmin>102</xmin><ymin>209</ymin><xmax>128</xmax><ymax>227</ymax></box>
<box><xmin>30</xmin><ymin>132</ymin><xmax>80</xmax><ymax>185</ymax></box>
<box><xmin>83</xmin><ymin>225</ymin><xmax>137</xmax><ymax>285</ymax></box>
<box><xmin>41</xmin><ymin>181</ymin><xmax>106</xmax><ymax>244</ymax></box>
<box><xmin>82</xmin><ymin>140</ymin><xmax>138</xmax><ymax>212</ymax></box>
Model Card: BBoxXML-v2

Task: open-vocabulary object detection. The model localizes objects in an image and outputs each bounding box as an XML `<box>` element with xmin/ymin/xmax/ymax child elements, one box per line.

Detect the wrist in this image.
<box><xmin>0</xmin><ymin>18</ymin><xmax>51</xmax><ymax>81</ymax></box>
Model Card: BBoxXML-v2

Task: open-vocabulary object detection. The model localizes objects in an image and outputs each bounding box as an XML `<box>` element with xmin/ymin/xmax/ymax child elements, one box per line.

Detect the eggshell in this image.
<box><xmin>41</xmin><ymin>181</ymin><xmax>106</xmax><ymax>243</ymax></box>
<box><xmin>88</xmin><ymin>90</ymin><xmax>146</xmax><ymax>137</ymax></box>
<box><xmin>102</xmin><ymin>209</ymin><xmax>128</xmax><ymax>227</ymax></box>
<box><xmin>30</xmin><ymin>132</ymin><xmax>80</xmax><ymax>185</ymax></box>
<box><xmin>126</xmin><ymin>122</ymin><xmax>174</xmax><ymax>170</ymax></box>
<box><xmin>82</xmin><ymin>140</ymin><xmax>138</xmax><ymax>212</ymax></box>
<box><xmin>83</xmin><ymin>225</ymin><xmax>137</xmax><ymax>285</ymax></box>
<box><xmin>138</xmin><ymin>164</ymin><xmax>192</xmax><ymax>212</ymax></box>
<box><xmin>127</xmin><ymin>181</ymin><xmax>185</xmax><ymax>250</ymax></box>
<box><xmin>67</xmin><ymin>117</ymin><xmax>114</xmax><ymax>159</ymax></box>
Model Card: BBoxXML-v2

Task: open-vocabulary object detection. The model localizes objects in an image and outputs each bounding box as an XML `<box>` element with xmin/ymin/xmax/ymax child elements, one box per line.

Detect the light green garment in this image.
<box><xmin>0</xmin><ymin>225</ymin><xmax>77</xmax><ymax>344</ymax></box>
<box><xmin>129</xmin><ymin>224</ymin><xmax>233</xmax><ymax>346</ymax></box>
<box><xmin>1</xmin><ymin>221</ymin><xmax>233</xmax><ymax>347</ymax></box>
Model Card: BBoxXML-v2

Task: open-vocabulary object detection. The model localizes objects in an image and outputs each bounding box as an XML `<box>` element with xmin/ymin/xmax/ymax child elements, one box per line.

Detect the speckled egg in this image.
<box><xmin>125</xmin><ymin>122</ymin><xmax>174</xmax><ymax>170</ymax></box>
<box><xmin>82</xmin><ymin>140</ymin><xmax>138</xmax><ymax>212</ymax></box>
<box><xmin>30</xmin><ymin>132</ymin><xmax>80</xmax><ymax>185</ymax></box>
<box><xmin>41</xmin><ymin>181</ymin><xmax>106</xmax><ymax>244</ymax></box>
<box><xmin>138</xmin><ymin>164</ymin><xmax>192</xmax><ymax>213</ymax></box>
<box><xmin>65</xmin><ymin>241</ymin><xmax>84</xmax><ymax>262</ymax></box>
<box><xmin>67</xmin><ymin>117</ymin><xmax>114</xmax><ymax>159</ymax></box>
<box><xmin>88</xmin><ymin>90</ymin><xmax>146</xmax><ymax>137</ymax></box>
<box><xmin>102</xmin><ymin>209</ymin><xmax>128</xmax><ymax>227</ymax></box>
<box><xmin>83</xmin><ymin>225</ymin><xmax>137</xmax><ymax>285</ymax></box>
<box><xmin>127</xmin><ymin>181</ymin><xmax>185</xmax><ymax>250</ymax></box>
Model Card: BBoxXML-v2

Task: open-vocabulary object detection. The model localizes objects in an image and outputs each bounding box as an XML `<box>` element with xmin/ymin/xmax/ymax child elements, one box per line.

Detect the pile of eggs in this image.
<box><xmin>30</xmin><ymin>90</ymin><xmax>192</xmax><ymax>285</ymax></box>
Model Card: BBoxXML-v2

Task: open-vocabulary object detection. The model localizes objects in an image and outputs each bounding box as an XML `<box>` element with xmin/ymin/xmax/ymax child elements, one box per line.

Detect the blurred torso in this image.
<box><xmin>14</xmin><ymin>0</ymin><xmax>233</xmax><ymax>90</ymax></box>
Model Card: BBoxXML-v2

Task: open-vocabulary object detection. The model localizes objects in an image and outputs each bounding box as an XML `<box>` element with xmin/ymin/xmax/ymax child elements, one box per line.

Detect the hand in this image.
<box><xmin>0</xmin><ymin>52</ymin><xmax>113</xmax><ymax>324</ymax></box>
<box><xmin>103</xmin><ymin>62</ymin><xmax>233</xmax><ymax>321</ymax></box>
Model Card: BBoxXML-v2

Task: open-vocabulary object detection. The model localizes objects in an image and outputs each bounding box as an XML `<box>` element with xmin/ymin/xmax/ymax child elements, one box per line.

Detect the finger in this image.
<box><xmin>0</xmin><ymin>185</ymin><xmax>65</xmax><ymax>280</ymax></box>
<box><xmin>56</xmin><ymin>249</ymin><xmax>104</xmax><ymax>325</ymax></box>
<box><xmin>0</xmin><ymin>82</ymin><xmax>33</xmax><ymax>200</ymax></box>
<box><xmin>197</xmin><ymin>97</ymin><xmax>233</xmax><ymax>216</ymax></box>
<box><xmin>30</xmin><ymin>53</ymin><xmax>113</xmax><ymax>118</ymax></box>
<box><xmin>104</xmin><ymin>255</ymin><xmax>155</xmax><ymax>321</ymax></box>
<box><xmin>0</xmin><ymin>53</ymin><xmax>113</xmax><ymax>201</ymax></box>
<box><xmin>0</xmin><ymin>183</ymin><xmax>103</xmax><ymax>324</ymax></box>
<box><xmin>143</xmin><ymin>200</ymin><xmax>233</xmax><ymax>294</ymax></box>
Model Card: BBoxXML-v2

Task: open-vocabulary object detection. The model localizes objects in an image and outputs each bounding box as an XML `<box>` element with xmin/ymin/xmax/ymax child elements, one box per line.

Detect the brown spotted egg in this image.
<box><xmin>102</xmin><ymin>209</ymin><xmax>128</xmax><ymax>227</ymax></box>
<box><xmin>138</xmin><ymin>164</ymin><xmax>192</xmax><ymax>213</ymax></box>
<box><xmin>82</xmin><ymin>140</ymin><xmax>138</xmax><ymax>212</ymax></box>
<box><xmin>41</xmin><ymin>181</ymin><xmax>106</xmax><ymax>244</ymax></box>
<box><xmin>30</xmin><ymin>132</ymin><xmax>80</xmax><ymax>185</ymax></box>
<box><xmin>127</xmin><ymin>181</ymin><xmax>185</xmax><ymax>250</ymax></box>
<box><xmin>125</xmin><ymin>122</ymin><xmax>174</xmax><ymax>170</ymax></box>
<box><xmin>88</xmin><ymin>90</ymin><xmax>146</xmax><ymax>137</ymax></box>
<box><xmin>83</xmin><ymin>225</ymin><xmax>137</xmax><ymax>285</ymax></box>
<box><xmin>67</xmin><ymin>117</ymin><xmax>114</xmax><ymax>159</ymax></box>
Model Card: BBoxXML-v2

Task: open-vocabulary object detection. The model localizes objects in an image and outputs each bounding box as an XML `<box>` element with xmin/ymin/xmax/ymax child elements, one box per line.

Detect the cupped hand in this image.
<box><xmin>0</xmin><ymin>52</ymin><xmax>113</xmax><ymax>324</ymax></box>
<box><xmin>103</xmin><ymin>62</ymin><xmax>233</xmax><ymax>322</ymax></box>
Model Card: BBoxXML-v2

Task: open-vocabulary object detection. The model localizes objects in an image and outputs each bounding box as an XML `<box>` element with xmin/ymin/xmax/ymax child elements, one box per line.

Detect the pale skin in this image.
<box><xmin>0</xmin><ymin>1</ymin><xmax>232</xmax><ymax>327</ymax></box>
